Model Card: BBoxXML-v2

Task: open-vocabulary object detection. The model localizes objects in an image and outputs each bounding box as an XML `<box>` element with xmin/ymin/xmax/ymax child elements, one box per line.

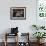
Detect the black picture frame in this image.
<box><xmin>10</xmin><ymin>7</ymin><xmax>26</xmax><ymax>20</ymax></box>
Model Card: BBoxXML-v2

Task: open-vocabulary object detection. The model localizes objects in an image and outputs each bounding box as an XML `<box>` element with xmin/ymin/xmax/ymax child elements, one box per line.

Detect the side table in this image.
<box><xmin>4</xmin><ymin>33</ymin><xmax>18</xmax><ymax>46</ymax></box>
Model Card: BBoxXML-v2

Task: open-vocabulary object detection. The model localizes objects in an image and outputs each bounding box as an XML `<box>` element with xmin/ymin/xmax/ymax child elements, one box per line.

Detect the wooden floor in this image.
<box><xmin>0</xmin><ymin>42</ymin><xmax>46</xmax><ymax>46</ymax></box>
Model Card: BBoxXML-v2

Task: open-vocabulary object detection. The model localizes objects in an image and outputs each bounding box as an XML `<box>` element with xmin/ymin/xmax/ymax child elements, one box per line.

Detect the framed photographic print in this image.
<box><xmin>10</xmin><ymin>7</ymin><xmax>26</xmax><ymax>20</ymax></box>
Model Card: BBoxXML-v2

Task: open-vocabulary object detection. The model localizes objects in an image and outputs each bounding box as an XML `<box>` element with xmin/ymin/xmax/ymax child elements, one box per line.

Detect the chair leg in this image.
<box><xmin>4</xmin><ymin>41</ymin><xmax>7</xmax><ymax>46</ymax></box>
<box><xmin>4</xmin><ymin>33</ymin><xmax>7</xmax><ymax>46</ymax></box>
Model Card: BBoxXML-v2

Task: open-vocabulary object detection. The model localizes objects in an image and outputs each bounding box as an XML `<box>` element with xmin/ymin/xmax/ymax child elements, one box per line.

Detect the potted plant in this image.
<box><xmin>33</xmin><ymin>32</ymin><xmax>46</xmax><ymax>43</ymax></box>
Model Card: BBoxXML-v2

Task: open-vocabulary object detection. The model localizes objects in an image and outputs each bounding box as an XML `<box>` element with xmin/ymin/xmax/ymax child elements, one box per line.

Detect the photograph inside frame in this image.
<box><xmin>10</xmin><ymin>7</ymin><xmax>26</xmax><ymax>20</ymax></box>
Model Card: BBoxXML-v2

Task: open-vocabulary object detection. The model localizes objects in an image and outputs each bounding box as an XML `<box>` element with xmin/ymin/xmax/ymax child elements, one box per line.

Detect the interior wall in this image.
<box><xmin>0</xmin><ymin>0</ymin><xmax>37</xmax><ymax>42</ymax></box>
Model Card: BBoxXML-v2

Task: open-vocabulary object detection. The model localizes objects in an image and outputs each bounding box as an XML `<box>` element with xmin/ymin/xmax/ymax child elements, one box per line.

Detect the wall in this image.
<box><xmin>0</xmin><ymin>0</ymin><xmax>37</xmax><ymax>42</ymax></box>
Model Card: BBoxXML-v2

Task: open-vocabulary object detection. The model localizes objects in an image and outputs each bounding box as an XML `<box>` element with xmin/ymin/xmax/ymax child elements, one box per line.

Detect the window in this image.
<box><xmin>37</xmin><ymin>0</ymin><xmax>46</xmax><ymax>18</ymax></box>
